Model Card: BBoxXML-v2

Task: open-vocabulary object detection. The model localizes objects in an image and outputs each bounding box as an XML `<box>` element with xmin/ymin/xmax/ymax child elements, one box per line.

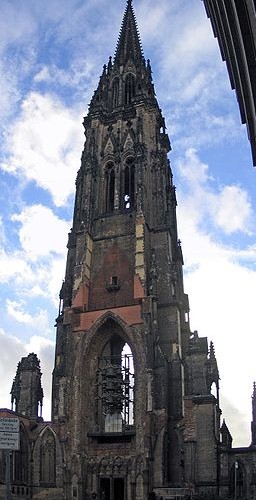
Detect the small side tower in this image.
<box><xmin>207</xmin><ymin>341</ymin><xmax>220</xmax><ymax>400</ymax></box>
<box><xmin>220</xmin><ymin>419</ymin><xmax>232</xmax><ymax>449</ymax></box>
<box><xmin>11</xmin><ymin>353</ymin><xmax>43</xmax><ymax>418</ymax></box>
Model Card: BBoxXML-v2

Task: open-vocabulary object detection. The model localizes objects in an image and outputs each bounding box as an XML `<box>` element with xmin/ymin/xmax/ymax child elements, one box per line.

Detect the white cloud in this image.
<box><xmin>152</xmin><ymin>1</ymin><xmax>218</xmax><ymax>86</ymax></box>
<box><xmin>138</xmin><ymin>0</ymin><xmax>169</xmax><ymax>41</ymax></box>
<box><xmin>213</xmin><ymin>185</ymin><xmax>253</xmax><ymax>235</ymax></box>
<box><xmin>33</xmin><ymin>66</ymin><xmax>51</xmax><ymax>83</ymax></box>
<box><xmin>0</xmin><ymin>204</ymin><xmax>69</xmax><ymax>308</ymax></box>
<box><xmin>0</xmin><ymin>3</ymin><xmax>38</xmax><ymax>123</ymax></box>
<box><xmin>0</xmin><ymin>2</ymin><xmax>36</xmax><ymax>52</ymax></box>
<box><xmin>180</xmin><ymin>70</ymin><xmax>209</xmax><ymax>103</ymax></box>
<box><xmin>177</xmin><ymin>147</ymin><xmax>210</xmax><ymax>186</ymax></box>
<box><xmin>0</xmin><ymin>248</ymin><xmax>34</xmax><ymax>284</ymax></box>
<box><xmin>0</xmin><ymin>61</ymin><xmax>21</xmax><ymax>123</ymax></box>
<box><xmin>12</xmin><ymin>204</ymin><xmax>70</xmax><ymax>259</ymax></box>
<box><xmin>0</xmin><ymin>216</ymin><xmax>6</xmax><ymax>244</ymax></box>
<box><xmin>165</xmin><ymin>19</ymin><xmax>215</xmax><ymax>78</ymax></box>
<box><xmin>176</xmin><ymin>149</ymin><xmax>254</xmax><ymax>236</ymax></box>
<box><xmin>2</xmin><ymin>92</ymin><xmax>84</xmax><ymax>206</ymax></box>
<box><xmin>33</xmin><ymin>59</ymin><xmax>95</xmax><ymax>90</ymax></box>
<box><xmin>0</xmin><ymin>246</ymin><xmax>66</xmax><ymax>307</ymax></box>
<box><xmin>25</xmin><ymin>334</ymin><xmax>54</xmax><ymax>354</ymax></box>
<box><xmin>6</xmin><ymin>299</ymin><xmax>49</xmax><ymax>333</ymax></box>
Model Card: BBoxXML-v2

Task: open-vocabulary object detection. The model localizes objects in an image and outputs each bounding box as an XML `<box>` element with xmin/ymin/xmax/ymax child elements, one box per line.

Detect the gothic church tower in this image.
<box><xmin>52</xmin><ymin>2</ymin><xmax>220</xmax><ymax>499</ymax></box>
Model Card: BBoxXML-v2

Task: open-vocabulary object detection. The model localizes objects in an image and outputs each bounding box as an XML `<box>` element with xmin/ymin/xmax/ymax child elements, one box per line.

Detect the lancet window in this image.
<box><xmin>40</xmin><ymin>429</ymin><xmax>56</xmax><ymax>485</ymax></box>
<box><xmin>125</xmin><ymin>73</ymin><xmax>135</xmax><ymax>105</ymax></box>
<box><xmin>122</xmin><ymin>158</ymin><xmax>135</xmax><ymax>210</ymax></box>
<box><xmin>229</xmin><ymin>461</ymin><xmax>244</xmax><ymax>498</ymax></box>
<box><xmin>112</xmin><ymin>78</ymin><xmax>119</xmax><ymax>108</ymax></box>
<box><xmin>104</xmin><ymin>162</ymin><xmax>115</xmax><ymax>213</ymax></box>
<box><xmin>12</xmin><ymin>427</ymin><xmax>29</xmax><ymax>483</ymax></box>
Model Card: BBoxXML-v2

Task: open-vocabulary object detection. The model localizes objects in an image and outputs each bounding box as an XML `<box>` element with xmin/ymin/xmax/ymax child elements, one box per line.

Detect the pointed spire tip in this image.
<box><xmin>114</xmin><ymin>0</ymin><xmax>144</xmax><ymax>66</ymax></box>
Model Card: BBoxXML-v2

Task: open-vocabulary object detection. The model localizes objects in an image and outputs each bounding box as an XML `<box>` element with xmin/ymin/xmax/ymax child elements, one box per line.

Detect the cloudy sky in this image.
<box><xmin>0</xmin><ymin>0</ymin><xmax>256</xmax><ymax>447</ymax></box>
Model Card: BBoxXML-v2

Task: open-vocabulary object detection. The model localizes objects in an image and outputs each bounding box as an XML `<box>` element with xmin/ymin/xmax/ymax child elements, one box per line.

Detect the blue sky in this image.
<box><xmin>1</xmin><ymin>0</ymin><xmax>256</xmax><ymax>447</ymax></box>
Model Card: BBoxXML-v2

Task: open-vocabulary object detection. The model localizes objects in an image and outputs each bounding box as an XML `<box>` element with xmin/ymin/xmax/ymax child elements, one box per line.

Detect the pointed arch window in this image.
<box><xmin>72</xmin><ymin>474</ymin><xmax>78</xmax><ymax>498</ymax></box>
<box><xmin>104</xmin><ymin>162</ymin><xmax>115</xmax><ymax>213</ymax></box>
<box><xmin>122</xmin><ymin>158</ymin><xmax>135</xmax><ymax>210</ymax></box>
<box><xmin>40</xmin><ymin>429</ymin><xmax>56</xmax><ymax>485</ymax></box>
<box><xmin>96</xmin><ymin>334</ymin><xmax>134</xmax><ymax>433</ymax></box>
<box><xmin>125</xmin><ymin>74</ymin><xmax>135</xmax><ymax>105</ymax></box>
<box><xmin>229</xmin><ymin>461</ymin><xmax>244</xmax><ymax>498</ymax></box>
<box><xmin>112</xmin><ymin>78</ymin><xmax>119</xmax><ymax>108</ymax></box>
<box><xmin>12</xmin><ymin>427</ymin><xmax>29</xmax><ymax>484</ymax></box>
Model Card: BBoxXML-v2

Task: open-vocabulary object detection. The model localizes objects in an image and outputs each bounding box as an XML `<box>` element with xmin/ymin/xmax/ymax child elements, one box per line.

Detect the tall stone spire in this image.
<box><xmin>52</xmin><ymin>1</ymin><xmax>221</xmax><ymax>497</ymax></box>
<box><xmin>114</xmin><ymin>0</ymin><xmax>144</xmax><ymax>67</ymax></box>
<box><xmin>86</xmin><ymin>0</ymin><xmax>156</xmax><ymax>143</ymax></box>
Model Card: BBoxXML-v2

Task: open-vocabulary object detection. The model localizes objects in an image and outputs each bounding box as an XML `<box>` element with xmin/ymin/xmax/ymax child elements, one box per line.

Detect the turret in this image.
<box><xmin>207</xmin><ymin>341</ymin><xmax>220</xmax><ymax>401</ymax></box>
<box><xmin>220</xmin><ymin>419</ymin><xmax>232</xmax><ymax>449</ymax></box>
<box><xmin>11</xmin><ymin>353</ymin><xmax>43</xmax><ymax>418</ymax></box>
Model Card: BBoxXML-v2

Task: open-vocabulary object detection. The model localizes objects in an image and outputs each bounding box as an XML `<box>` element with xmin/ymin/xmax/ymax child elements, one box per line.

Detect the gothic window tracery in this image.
<box><xmin>40</xmin><ymin>429</ymin><xmax>56</xmax><ymax>485</ymax></box>
<box><xmin>104</xmin><ymin>162</ymin><xmax>115</xmax><ymax>213</ymax></box>
<box><xmin>125</xmin><ymin>74</ymin><xmax>135</xmax><ymax>105</ymax></box>
<box><xmin>122</xmin><ymin>158</ymin><xmax>135</xmax><ymax>210</ymax></box>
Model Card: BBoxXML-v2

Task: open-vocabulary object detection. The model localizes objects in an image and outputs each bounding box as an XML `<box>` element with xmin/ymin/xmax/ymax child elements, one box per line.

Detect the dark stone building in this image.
<box><xmin>1</xmin><ymin>1</ymin><xmax>256</xmax><ymax>499</ymax></box>
<box><xmin>202</xmin><ymin>0</ymin><xmax>256</xmax><ymax>166</ymax></box>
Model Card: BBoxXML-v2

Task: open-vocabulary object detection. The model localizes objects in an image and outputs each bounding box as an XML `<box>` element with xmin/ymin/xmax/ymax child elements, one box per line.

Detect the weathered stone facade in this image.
<box><xmin>1</xmin><ymin>1</ymin><xmax>256</xmax><ymax>499</ymax></box>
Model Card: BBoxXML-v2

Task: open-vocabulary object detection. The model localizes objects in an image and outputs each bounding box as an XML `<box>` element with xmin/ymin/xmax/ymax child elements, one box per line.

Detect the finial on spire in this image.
<box><xmin>253</xmin><ymin>381</ymin><xmax>256</xmax><ymax>398</ymax></box>
<box><xmin>114</xmin><ymin>0</ymin><xmax>144</xmax><ymax>66</ymax></box>
<box><xmin>107</xmin><ymin>56</ymin><xmax>112</xmax><ymax>73</ymax></box>
<box><xmin>209</xmin><ymin>341</ymin><xmax>216</xmax><ymax>358</ymax></box>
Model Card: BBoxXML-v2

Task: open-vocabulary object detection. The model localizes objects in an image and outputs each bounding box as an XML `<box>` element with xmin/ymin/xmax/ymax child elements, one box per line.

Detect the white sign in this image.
<box><xmin>0</xmin><ymin>418</ymin><xmax>19</xmax><ymax>432</ymax></box>
<box><xmin>0</xmin><ymin>418</ymin><xmax>20</xmax><ymax>450</ymax></box>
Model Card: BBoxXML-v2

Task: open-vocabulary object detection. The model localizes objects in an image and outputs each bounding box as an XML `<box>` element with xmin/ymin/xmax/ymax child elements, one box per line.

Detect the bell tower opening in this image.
<box><xmin>122</xmin><ymin>158</ymin><xmax>135</xmax><ymax>210</ymax></box>
<box><xmin>125</xmin><ymin>73</ymin><xmax>135</xmax><ymax>105</ymax></box>
<box><xmin>96</xmin><ymin>334</ymin><xmax>134</xmax><ymax>434</ymax></box>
